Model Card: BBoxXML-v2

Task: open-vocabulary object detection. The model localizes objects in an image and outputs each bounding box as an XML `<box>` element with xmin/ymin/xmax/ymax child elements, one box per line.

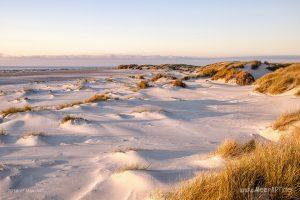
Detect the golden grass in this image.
<box><xmin>137</xmin><ymin>80</ymin><xmax>150</xmax><ymax>89</ymax></box>
<box><xmin>236</xmin><ymin>70</ymin><xmax>255</xmax><ymax>86</ymax></box>
<box><xmin>214</xmin><ymin>139</ymin><xmax>256</xmax><ymax>158</ymax></box>
<box><xmin>115</xmin><ymin>163</ymin><xmax>151</xmax><ymax>173</ymax></box>
<box><xmin>171</xmin><ymin>80</ymin><xmax>187</xmax><ymax>88</ymax></box>
<box><xmin>57</xmin><ymin>101</ymin><xmax>82</xmax><ymax>110</ymax></box>
<box><xmin>1</xmin><ymin>105</ymin><xmax>32</xmax><ymax>117</ymax></box>
<box><xmin>151</xmin><ymin>73</ymin><xmax>164</xmax><ymax>82</ymax></box>
<box><xmin>138</xmin><ymin>75</ymin><xmax>145</xmax><ymax>79</ymax></box>
<box><xmin>84</xmin><ymin>94</ymin><xmax>110</xmax><ymax>103</ymax></box>
<box><xmin>272</xmin><ymin>110</ymin><xmax>300</xmax><ymax>131</ymax></box>
<box><xmin>211</xmin><ymin>68</ymin><xmax>238</xmax><ymax>82</ymax></box>
<box><xmin>295</xmin><ymin>90</ymin><xmax>300</xmax><ymax>96</ymax></box>
<box><xmin>196</xmin><ymin>67</ymin><xmax>218</xmax><ymax>77</ymax></box>
<box><xmin>151</xmin><ymin>73</ymin><xmax>177</xmax><ymax>82</ymax></box>
<box><xmin>255</xmin><ymin>64</ymin><xmax>300</xmax><ymax>95</ymax></box>
<box><xmin>167</xmin><ymin>130</ymin><xmax>300</xmax><ymax>200</ymax></box>
<box><xmin>61</xmin><ymin>115</ymin><xmax>85</xmax><ymax>124</ymax></box>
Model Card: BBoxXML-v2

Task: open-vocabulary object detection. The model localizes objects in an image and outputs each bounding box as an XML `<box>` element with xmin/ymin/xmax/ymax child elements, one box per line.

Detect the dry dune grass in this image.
<box><xmin>57</xmin><ymin>93</ymin><xmax>110</xmax><ymax>109</ymax></box>
<box><xmin>214</xmin><ymin>139</ymin><xmax>256</xmax><ymax>158</ymax></box>
<box><xmin>57</xmin><ymin>101</ymin><xmax>82</xmax><ymax>110</ymax></box>
<box><xmin>236</xmin><ymin>70</ymin><xmax>255</xmax><ymax>86</ymax></box>
<box><xmin>171</xmin><ymin>80</ymin><xmax>187</xmax><ymax>88</ymax></box>
<box><xmin>1</xmin><ymin>105</ymin><xmax>32</xmax><ymax>117</ymax></box>
<box><xmin>295</xmin><ymin>90</ymin><xmax>300</xmax><ymax>96</ymax></box>
<box><xmin>211</xmin><ymin>68</ymin><xmax>238</xmax><ymax>82</ymax></box>
<box><xmin>61</xmin><ymin>115</ymin><xmax>85</xmax><ymax>124</ymax></box>
<box><xmin>255</xmin><ymin>64</ymin><xmax>300</xmax><ymax>95</ymax></box>
<box><xmin>272</xmin><ymin>110</ymin><xmax>300</xmax><ymax>131</ymax></box>
<box><xmin>115</xmin><ymin>163</ymin><xmax>151</xmax><ymax>173</ymax></box>
<box><xmin>195</xmin><ymin>61</ymin><xmax>259</xmax><ymax>84</ymax></box>
<box><xmin>167</xmin><ymin>130</ymin><xmax>300</xmax><ymax>200</ymax></box>
<box><xmin>137</xmin><ymin>80</ymin><xmax>150</xmax><ymax>89</ymax></box>
<box><xmin>166</xmin><ymin>111</ymin><xmax>300</xmax><ymax>200</ymax></box>
<box><xmin>84</xmin><ymin>94</ymin><xmax>110</xmax><ymax>103</ymax></box>
<box><xmin>151</xmin><ymin>73</ymin><xmax>177</xmax><ymax>82</ymax></box>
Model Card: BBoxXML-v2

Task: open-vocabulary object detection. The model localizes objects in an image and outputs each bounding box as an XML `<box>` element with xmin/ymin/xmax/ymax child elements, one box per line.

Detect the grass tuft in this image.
<box><xmin>57</xmin><ymin>101</ymin><xmax>82</xmax><ymax>110</ymax></box>
<box><xmin>255</xmin><ymin>64</ymin><xmax>300</xmax><ymax>95</ymax></box>
<box><xmin>115</xmin><ymin>163</ymin><xmax>151</xmax><ymax>173</ymax></box>
<box><xmin>171</xmin><ymin>80</ymin><xmax>187</xmax><ymax>88</ymax></box>
<box><xmin>1</xmin><ymin>105</ymin><xmax>32</xmax><ymax>117</ymax></box>
<box><xmin>61</xmin><ymin>115</ymin><xmax>85</xmax><ymax>124</ymax></box>
<box><xmin>215</xmin><ymin>139</ymin><xmax>256</xmax><ymax>158</ymax></box>
<box><xmin>167</xmin><ymin>130</ymin><xmax>300</xmax><ymax>200</ymax></box>
<box><xmin>84</xmin><ymin>94</ymin><xmax>110</xmax><ymax>103</ymax></box>
<box><xmin>272</xmin><ymin>110</ymin><xmax>300</xmax><ymax>131</ymax></box>
<box><xmin>212</xmin><ymin>68</ymin><xmax>238</xmax><ymax>82</ymax></box>
<box><xmin>137</xmin><ymin>80</ymin><xmax>150</xmax><ymax>89</ymax></box>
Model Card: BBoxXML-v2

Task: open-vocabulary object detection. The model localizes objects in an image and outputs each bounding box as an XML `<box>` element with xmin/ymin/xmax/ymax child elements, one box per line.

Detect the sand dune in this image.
<box><xmin>0</xmin><ymin>65</ymin><xmax>299</xmax><ymax>199</ymax></box>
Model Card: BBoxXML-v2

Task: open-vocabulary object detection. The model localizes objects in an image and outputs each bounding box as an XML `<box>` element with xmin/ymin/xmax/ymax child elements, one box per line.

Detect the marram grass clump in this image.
<box><xmin>272</xmin><ymin>109</ymin><xmax>300</xmax><ymax>131</ymax></box>
<box><xmin>137</xmin><ymin>80</ymin><xmax>150</xmax><ymax>89</ymax></box>
<box><xmin>214</xmin><ymin>139</ymin><xmax>256</xmax><ymax>158</ymax></box>
<box><xmin>84</xmin><ymin>94</ymin><xmax>110</xmax><ymax>103</ymax></box>
<box><xmin>1</xmin><ymin>105</ymin><xmax>32</xmax><ymax>117</ymax></box>
<box><xmin>255</xmin><ymin>64</ymin><xmax>300</xmax><ymax>95</ymax></box>
<box><xmin>166</xmin><ymin>130</ymin><xmax>300</xmax><ymax>200</ymax></box>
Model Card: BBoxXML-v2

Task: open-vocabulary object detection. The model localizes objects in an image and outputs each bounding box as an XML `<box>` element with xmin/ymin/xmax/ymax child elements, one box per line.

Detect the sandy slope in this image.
<box><xmin>0</xmin><ymin>68</ymin><xmax>299</xmax><ymax>200</ymax></box>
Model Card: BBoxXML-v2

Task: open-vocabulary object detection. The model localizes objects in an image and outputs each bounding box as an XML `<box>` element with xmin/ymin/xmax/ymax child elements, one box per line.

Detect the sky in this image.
<box><xmin>0</xmin><ymin>0</ymin><xmax>300</xmax><ymax>65</ymax></box>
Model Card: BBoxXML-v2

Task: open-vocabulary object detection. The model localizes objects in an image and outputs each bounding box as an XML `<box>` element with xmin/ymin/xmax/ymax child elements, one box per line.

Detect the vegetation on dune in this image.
<box><xmin>165</xmin><ymin>112</ymin><xmax>300</xmax><ymax>200</ymax></box>
<box><xmin>171</xmin><ymin>80</ymin><xmax>187</xmax><ymax>88</ymax></box>
<box><xmin>151</xmin><ymin>73</ymin><xmax>177</xmax><ymax>82</ymax></box>
<box><xmin>117</xmin><ymin>64</ymin><xmax>199</xmax><ymax>71</ymax></box>
<box><xmin>84</xmin><ymin>94</ymin><xmax>110</xmax><ymax>103</ymax></box>
<box><xmin>195</xmin><ymin>61</ymin><xmax>258</xmax><ymax>84</ymax></box>
<box><xmin>182</xmin><ymin>74</ymin><xmax>203</xmax><ymax>81</ymax></box>
<box><xmin>196</xmin><ymin>66</ymin><xmax>219</xmax><ymax>77</ymax></box>
<box><xmin>115</xmin><ymin>163</ymin><xmax>151</xmax><ymax>173</ymax></box>
<box><xmin>273</xmin><ymin>109</ymin><xmax>300</xmax><ymax>131</ymax></box>
<box><xmin>211</xmin><ymin>68</ymin><xmax>238</xmax><ymax>82</ymax></box>
<box><xmin>137</xmin><ymin>80</ymin><xmax>150</xmax><ymax>89</ymax></box>
<box><xmin>57</xmin><ymin>101</ymin><xmax>82</xmax><ymax>110</ymax></box>
<box><xmin>61</xmin><ymin>115</ymin><xmax>86</xmax><ymax>124</ymax></box>
<box><xmin>266</xmin><ymin>63</ymin><xmax>291</xmax><ymax>71</ymax></box>
<box><xmin>255</xmin><ymin>64</ymin><xmax>300</xmax><ymax>95</ymax></box>
<box><xmin>167</xmin><ymin>131</ymin><xmax>300</xmax><ymax>200</ymax></box>
<box><xmin>1</xmin><ymin>105</ymin><xmax>32</xmax><ymax>117</ymax></box>
<box><xmin>236</xmin><ymin>70</ymin><xmax>255</xmax><ymax>86</ymax></box>
<box><xmin>214</xmin><ymin>139</ymin><xmax>256</xmax><ymax>158</ymax></box>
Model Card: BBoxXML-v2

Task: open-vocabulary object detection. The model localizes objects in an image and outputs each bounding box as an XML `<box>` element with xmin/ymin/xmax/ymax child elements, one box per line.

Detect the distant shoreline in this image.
<box><xmin>1</xmin><ymin>55</ymin><xmax>300</xmax><ymax>68</ymax></box>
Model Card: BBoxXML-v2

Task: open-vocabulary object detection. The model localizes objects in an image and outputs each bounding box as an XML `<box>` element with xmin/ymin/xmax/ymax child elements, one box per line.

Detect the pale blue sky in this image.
<box><xmin>1</xmin><ymin>0</ymin><xmax>300</xmax><ymax>56</ymax></box>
